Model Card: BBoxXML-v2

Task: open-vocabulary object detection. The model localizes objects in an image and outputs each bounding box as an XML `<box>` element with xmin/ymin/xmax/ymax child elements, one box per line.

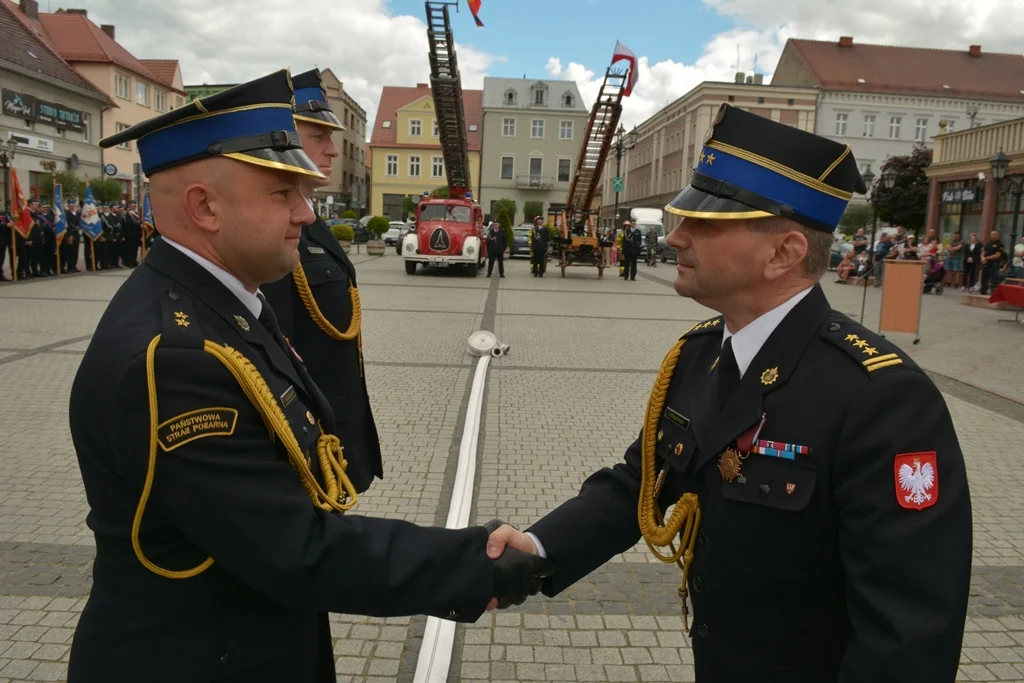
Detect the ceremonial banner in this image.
<box><xmin>80</xmin><ymin>185</ymin><xmax>103</xmax><ymax>241</ymax></box>
<box><xmin>9</xmin><ymin>171</ymin><xmax>34</xmax><ymax>239</ymax></box>
<box><xmin>467</xmin><ymin>0</ymin><xmax>484</xmax><ymax>26</ymax></box>
<box><xmin>52</xmin><ymin>183</ymin><xmax>66</xmax><ymax>244</ymax></box>
<box><xmin>142</xmin><ymin>190</ymin><xmax>154</xmax><ymax>233</ymax></box>
<box><xmin>611</xmin><ymin>41</ymin><xmax>639</xmax><ymax>97</ymax></box>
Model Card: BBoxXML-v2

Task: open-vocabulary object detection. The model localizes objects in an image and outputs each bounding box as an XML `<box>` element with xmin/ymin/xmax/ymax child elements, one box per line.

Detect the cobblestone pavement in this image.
<box><xmin>1</xmin><ymin>252</ymin><xmax>1023</xmax><ymax>682</ymax></box>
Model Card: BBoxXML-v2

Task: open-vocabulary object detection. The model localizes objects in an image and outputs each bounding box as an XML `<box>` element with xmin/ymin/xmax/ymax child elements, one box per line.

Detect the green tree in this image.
<box><xmin>870</xmin><ymin>144</ymin><xmax>932</xmax><ymax>236</ymax></box>
<box><xmin>523</xmin><ymin>201</ymin><xmax>543</xmax><ymax>224</ymax></box>
<box><xmin>341</xmin><ymin>209</ymin><xmax>357</xmax><ymax>219</ymax></box>
<box><xmin>367</xmin><ymin>215</ymin><xmax>391</xmax><ymax>239</ymax></box>
<box><xmin>403</xmin><ymin>195</ymin><xmax>419</xmax><ymax>218</ymax></box>
<box><xmin>495</xmin><ymin>206</ymin><xmax>514</xmax><ymax>247</ymax></box>
<box><xmin>39</xmin><ymin>171</ymin><xmax>86</xmax><ymax>204</ymax></box>
<box><xmin>838</xmin><ymin>202</ymin><xmax>874</xmax><ymax>237</ymax></box>
<box><xmin>430</xmin><ymin>186</ymin><xmax>450</xmax><ymax>199</ymax></box>
<box><xmin>87</xmin><ymin>178</ymin><xmax>124</xmax><ymax>205</ymax></box>
<box><xmin>494</xmin><ymin>198</ymin><xmax>517</xmax><ymax>226</ymax></box>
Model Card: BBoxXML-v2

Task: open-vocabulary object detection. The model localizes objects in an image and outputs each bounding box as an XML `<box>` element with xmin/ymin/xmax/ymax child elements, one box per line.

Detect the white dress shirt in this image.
<box><xmin>526</xmin><ymin>285</ymin><xmax>815</xmax><ymax>559</ymax></box>
<box><xmin>161</xmin><ymin>236</ymin><xmax>263</xmax><ymax>318</ymax></box>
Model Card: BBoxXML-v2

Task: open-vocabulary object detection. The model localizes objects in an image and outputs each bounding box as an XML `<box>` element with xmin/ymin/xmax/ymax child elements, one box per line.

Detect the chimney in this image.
<box><xmin>753</xmin><ymin>73</ymin><xmax>764</xmax><ymax>85</ymax></box>
<box><xmin>66</xmin><ymin>8</ymin><xmax>87</xmax><ymax>14</ymax></box>
<box><xmin>416</xmin><ymin>83</ymin><xmax>428</xmax><ymax>89</ymax></box>
<box><xmin>19</xmin><ymin>0</ymin><xmax>38</xmax><ymax>19</ymax></box>
<box><xmin>839</xmin><ymin>36</ymin><xmax>854</xmax><ymax>48</ymax></box>
<box><xmin>745</xmin><ymin>75</ymin><xmax>754</xmax><ymax>84</ymax></box>
<box><xmin>969</xmin><ymin>45</ymin><xmax>982</xmax><ymax>57</ymax></box>
<box><xmin>734</xmin><ymin>72</ymin><xmax>745</xmax><ymax>84</ymax></box>
<box><xmin>101</xmin><ymin>24</ymin><xmax>115</xmax><ymax>40</ymax></box>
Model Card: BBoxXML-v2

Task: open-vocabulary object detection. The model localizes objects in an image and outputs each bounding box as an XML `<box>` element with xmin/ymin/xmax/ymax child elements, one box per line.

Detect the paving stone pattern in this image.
<box><xmin>1</xmin><ymin>253</ymin><xmax>1023</xmax><ymax>682</ymax></box>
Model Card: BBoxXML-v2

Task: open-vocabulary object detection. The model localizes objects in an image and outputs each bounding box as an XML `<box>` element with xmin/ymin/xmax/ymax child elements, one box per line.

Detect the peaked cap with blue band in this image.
<box><xmin>98</xmin><ymin>69</ymin><xmax>323</xmax><ymax>179</ymax></box>
<box><xmin>666</xmin><ymin>104</ymin><xmax>867</xmax><ymax>233</ymax></box>
<box><xmin>291</xmin><ymin>69</ymin><xmax>345</xmax><ymax>131</ymax></box>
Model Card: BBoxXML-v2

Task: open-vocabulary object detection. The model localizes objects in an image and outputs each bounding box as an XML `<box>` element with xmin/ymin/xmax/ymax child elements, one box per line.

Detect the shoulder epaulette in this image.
<box><xmin>681</xmin><ymin>315</ymin><xmax>724</xmax><ymax>339</ymax></box>
<box><xmin>159</xmin><ymin>287</ymin><xmax>205</xmax><ymax>350</ymax></box>
<box><xmin>820</xmin><ymin>312</ymin><xmax>910</xmax><ymax>377</ymax></box>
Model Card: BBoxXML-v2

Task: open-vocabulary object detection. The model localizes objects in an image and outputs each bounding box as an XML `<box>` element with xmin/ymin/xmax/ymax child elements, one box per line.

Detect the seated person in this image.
<box><xmin>836</xmin><ymin>250</ymin><xmax>857</xmax><ymax>283</ymax></box>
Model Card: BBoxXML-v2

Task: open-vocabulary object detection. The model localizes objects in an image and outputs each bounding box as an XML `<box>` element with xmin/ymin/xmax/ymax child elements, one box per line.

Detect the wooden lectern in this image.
<box><xmin>879</xmin><ymin>260</ymin><xmax>925</xmax><ymax>344</ymax></box>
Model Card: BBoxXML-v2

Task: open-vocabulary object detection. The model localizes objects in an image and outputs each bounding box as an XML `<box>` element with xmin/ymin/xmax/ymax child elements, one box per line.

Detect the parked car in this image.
<box><xmin>510</xmin><ymin>225</ymin><xmax>532</xmax><ymax>258</ymax></box>
<box><xmin>383</xmin><ymin>221</ymin><xmax>405</xmax><ymax>246</ymax></box>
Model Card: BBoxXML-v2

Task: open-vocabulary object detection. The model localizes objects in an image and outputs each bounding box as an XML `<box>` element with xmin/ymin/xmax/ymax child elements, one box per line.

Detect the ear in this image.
<box><xmin>182</xmin><ymin>183</ymin><xmax>219</xmax><ymax>235</ymax></box>
<box><xmin>763</xmin><ymin>229</ymin><xmax>808</xmax><ymax>281</ymax></box>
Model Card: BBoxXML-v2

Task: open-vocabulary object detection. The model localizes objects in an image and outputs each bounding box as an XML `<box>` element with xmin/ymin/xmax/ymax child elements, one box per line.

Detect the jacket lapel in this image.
<box><xmin>695</xmin><ymin>285</ymin><xmax>831</xmax><ymax>472</ymax></box>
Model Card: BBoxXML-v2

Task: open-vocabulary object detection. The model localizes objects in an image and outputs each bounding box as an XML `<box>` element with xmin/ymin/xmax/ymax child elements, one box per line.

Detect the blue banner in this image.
<box><xmin>80</xmin><ymin>185</ymin><xmax>103</xmax><ymax>241</ymax></box>
<box><xmin>52</xmin><ymin>183</ymin><xmax>66</xmax><ymax>243</ymax></box>
<box><xmin>143</xmin><ymin>190</ymin><xmax>154</xmax><ymax>230</ymax></box>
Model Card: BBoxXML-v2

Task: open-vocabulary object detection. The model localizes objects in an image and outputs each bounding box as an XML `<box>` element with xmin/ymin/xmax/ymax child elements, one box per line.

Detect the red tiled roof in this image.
<box><xmin>782</xmin><ymin>38</ymin><xmax>1024</xmax><ymax>102</ymax></box>
<box><xmin>139</xmin><ymin>59</ymin><xmax>181</xmax><ymax>90</ymax></box>
<box><xmin>38</xmin><ymin>10</ymin><xmax>163</xmax><ymax>84</ymax></box>
<box><xmin>370</xmin><ymin>84</ymin><xmax>483</xmax><ymax>151</ymax></box>
<box><xmin>0</xmin><ymin>1</ymin><xmax>111</xmax><ymax>103</ymax></box>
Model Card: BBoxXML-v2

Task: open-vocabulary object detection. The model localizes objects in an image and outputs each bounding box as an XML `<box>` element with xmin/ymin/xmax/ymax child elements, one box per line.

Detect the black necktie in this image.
<box><xmin>256</xmin><ymin>292</ymin><xmax>291</xmax><ymax>355</ymax></box>
<box><xmin>717</xmin><ymin>337</ymin><xmax>741</xmax><ymax>412</ymax></box>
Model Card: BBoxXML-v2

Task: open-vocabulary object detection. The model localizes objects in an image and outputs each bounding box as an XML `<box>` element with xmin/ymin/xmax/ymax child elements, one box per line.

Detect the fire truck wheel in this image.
<box><xmin>405</xmin><ymin>261</ymin><xmax>417</xmax><ymax>275</ymax></box>
<box><xmin>467</xmin><ymin>262</ymin><xmax>478</xmax><ymax>277</ymax></box>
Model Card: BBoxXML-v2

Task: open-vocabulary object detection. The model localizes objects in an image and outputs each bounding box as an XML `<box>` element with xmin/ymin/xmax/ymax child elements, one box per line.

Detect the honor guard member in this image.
<box><xmin>530</xmin><ymin>215</ymin><xmax>548</xmax><ymax>277</ymax></box>
<box><xmin>488</xmin><ymin>104</ymin><xmax>972</xmax><ymax>682</ymax></box>
<box><xmin>62</xmin><ymin>199</ymin><xmax>81</xmax><ymax>272</ymax></box>
<box><xmin>69</xmin><ymin>69</ymin><xmax>554</xmax><ymax>683</ymax></box>
<box><xmin>261</xmin><ymin>69</ymin><xmax>381</xmax><ymax>494</ymax></box>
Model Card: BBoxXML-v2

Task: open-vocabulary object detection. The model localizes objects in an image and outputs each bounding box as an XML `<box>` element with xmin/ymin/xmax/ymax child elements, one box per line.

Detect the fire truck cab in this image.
<box><xmin>402</xmin><ymin>192</ymin><xmax>486</xmax><ymax>276</ymax></box>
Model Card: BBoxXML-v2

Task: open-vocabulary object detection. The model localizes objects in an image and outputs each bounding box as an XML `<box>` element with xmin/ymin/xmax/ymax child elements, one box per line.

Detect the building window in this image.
<box><xmin>757</xmin><ymin>96</ymin><xmax>765</xmax><ymax>104</ymax></box>
<box><xmin>532</xmin><ymin>84</ymin><xmax>548</xmax><ymax>106</ymax></box>
<box><xmin>81</xmin><ymin>113</ymin><xmax>90</xmax><ymax>143</ymax></box>
<box><xmin>409</xmin><ymin>155</ymin><xmax>421</xmax><ymax>177</ymax></box>
<box><xmin>863</xmin><ymin>114</ymin><xmax>875</xmax><ymax>137</ymax></box>
<box><xmin>531</xmin><ymin>119</ymin><xmax>545</xmax><ymax>138</ymax></box>
<box><xmin>136</xmin><ymin>81</ymin><xmax>150</xmax><ymax>107</ymax></box>
<box><xmin>410</xmin><ymin>119</ymin><xmax>422</xmax><ymax>137</ymax></box>
<box><xmin>381</xmin><ymin>120</ymin><xmax>392</xmax><ymax>128</ymax></box>
<box><xmin>558</xmin><ymin>158</ymin><xmax>570</xmax><ymax>182</ymax></box>
<box><xmin>432</xmin><ymin>119</ymin><xmax>438</xmax><ymax>137</ymax></box>
<box><xmin>504</xmin><ymin>89</ymin><xmax>517</xmax><ymax>105</ymax></box>
<box><xmin>115</xmin><ymin>72</ymin><xmax>131</xmax><ymax>99</ymax></box>
<box><xmin>788</xmin><ymin>98</ymin><xmax>795</xmax><ymax>105</ymax></box>
<box><xmin>889</xmin><ymin>116</ymin><xmax>901</xmax><ymax>139</ymax></box>
<box><xmin>116</xmin><ymin>122</ymin><xmax>131</xmax><ymax>149</ymax></box>
<box><xmin>562</xmin><ymin>92</ymin><xmax>574</xmax><ymax>107</ymax></box>
<box><xmin>386</xmin><ymin>154</ymin><xmax>398</xmax><ymax>176</ymax></box>
<box><xmin>154</xmin><ymin>90</ymin><xmax>167</xmax><ymax>113</ymax></box>
<box><xmin>500</xmin><ymin>156</ymin><xmax>513</xmax><ymax>180</ymax></box>
<box><xmin>502</xmin><ymin>117</ymin><xmax>516</xmax><ymax>137</ymax></box>
<box><xmin>915</xmin><ymin>118</ymin><xmax>928</xmax><ymax>142</ymax></box>
<box><xmin>559</xmin><ymin>120</ymin><xmax>573</xmax><ymax>140</ymax></box>
<box><xmin>834</xmin><ymin>113</ymin><xmax>848</xmax><ymax>136</ymax></box>
<box><xmin>432</xmin><ymin>156</ymin><xmax>444</xmax><ymax>178</ymax></box>
<box><xmin>529</xmin><ymin>157</ymin><xmax>543</xmax><ymax>178</ymax></box>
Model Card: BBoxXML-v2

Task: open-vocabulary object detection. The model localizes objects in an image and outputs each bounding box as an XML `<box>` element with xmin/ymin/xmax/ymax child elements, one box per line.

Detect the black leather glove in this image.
<box><xmin>484</xmin><ymin>519</ymin><xmax>555</xmax><ymax>609</ymax></box>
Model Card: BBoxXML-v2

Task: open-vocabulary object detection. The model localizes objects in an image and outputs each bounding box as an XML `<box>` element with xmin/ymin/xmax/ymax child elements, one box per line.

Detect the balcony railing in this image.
<box><xmin>516</xmin><ymin>175</ymin><xmax>554</xmax><ymax>190</ymax></box>
<box><xmin>933</xmin><ymin>117</ymin><xmax>1024</xmax><ymax>167</ymax></box>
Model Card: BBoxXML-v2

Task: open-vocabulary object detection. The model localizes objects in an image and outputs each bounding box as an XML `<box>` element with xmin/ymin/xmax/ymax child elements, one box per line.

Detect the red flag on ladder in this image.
<box><xmin>467</xmin><ymin>0</ymin><xmax>484</xmax><ymax>26</ymax></box>
<box><xmin>611</xmin><ymin>41</ymin><xmax>639</xmax><ymax>97</ymax></box>
<box><xmin>8</xmin><ymin>171</ymin><xmax>34</xmax><ymax>239</ymax></box>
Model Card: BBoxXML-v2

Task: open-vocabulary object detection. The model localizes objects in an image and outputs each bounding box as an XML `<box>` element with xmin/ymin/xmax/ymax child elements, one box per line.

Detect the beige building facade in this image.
<box><xmin>599</xmin><ymin>78</ymin><xmax>818</xmax><ymax>225</ymax></box>
<box><xmin>318</xmin><ymin>68</ymin><xmax>369</xmax><ymax>215</ymax></box>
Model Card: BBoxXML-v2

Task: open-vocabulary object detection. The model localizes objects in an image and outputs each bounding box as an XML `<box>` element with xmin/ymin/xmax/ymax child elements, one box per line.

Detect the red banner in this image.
<box><xmin>8</xmin><ymin>170</ymin><xmax>34</xmax><ymax>239</ymax></box>
<box><xmin>467</xmin><ymin>0</ymin><xmax>483</xmax><ymax>26</ymax></box>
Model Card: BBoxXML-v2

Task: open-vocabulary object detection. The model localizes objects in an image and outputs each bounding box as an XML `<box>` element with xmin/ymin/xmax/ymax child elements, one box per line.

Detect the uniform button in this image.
<box><xmin>325</xmin><ymin>270</ymin><xmax>332</xmax><ymax>277</ymax></box>
<box><xmin>759</xmin><ymin>484</ymin><xmax>770</xmax><ymax>497</ymax></box>
<box><xmin>167</xmin><ymin>290</ymin><xmax>182</xmax><ymax>301</ymax></box>
<box><xmin>446</xmin><ymin>608</ymin><xmax>459</xmax><ymax>619</ymax></box>
<box><xmin>696</xmin><ymin>623</ymin><xmax>710</xmax><ymax>637</ymax></box>
<box><xmin>702</xmin><ymin>486</ymin><xmax>709</xmax><ymax>496</ymax></box>
<box><xmin>219</xmin><ymin>653</ymin><xmax>230</xmax><ymax>664</ymax></box>
<box><xmin>698</xmin><ymin>529</ymin><xmax>707</xmax><ymax>545</ymax></box>
<box><xmin>827</xmin><ymin>321</ymin><xmax>841</xmax><ymax>332</ymax></box>
<box><xmin>693</xmin><ymin>576</ymin><xmax>703</xmax><ymax>593</ymax></box>
<box><xmin>302</xmin><ymin>426</ymin><xmax>309</xmax><ymax>435</ymax></box>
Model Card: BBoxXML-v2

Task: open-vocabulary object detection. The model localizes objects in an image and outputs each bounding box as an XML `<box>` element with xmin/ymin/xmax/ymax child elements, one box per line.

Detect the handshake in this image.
<box><xmin>483</xmin><ymin>519</ymin><xmax>554</xmax><ymax>611</ymax></box>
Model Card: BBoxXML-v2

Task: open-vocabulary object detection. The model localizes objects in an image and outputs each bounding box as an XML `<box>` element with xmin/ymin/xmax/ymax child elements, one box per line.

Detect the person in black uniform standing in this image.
<box><xmin>530</xmin><ymin>215</ymin><xmax>547</xmax><ymax>277</ymax></box>
<box><xmin>261</xmin><ymin>69</ymin><xmax>382</xmax><ymax>495</ymax></box>
<box><xmin>69</xmin><ymin>70</ymin><xmax>554</xmax><ymax>683</ymax></box>
<box><xmin>488</xmin><ymin>105</ymin><xmax>972</xmax><ymax>682</ymax></box>
<box><xmin>121</xmin><ymin>200</ymin><xmax>142</xmax><ymax>267</ymax></box>
<box><xmin>486</xmin><ymin>220</ymin><xmax>507</xmax><ymax>277</ymax></box>
<box><xmin>62</xmin><ymin>199</ymin><xmax>81</xmax><ymax>273</ymax></box>
<box><xmin>979</xmin><ymin>229</ymin><xmax>1007</xmax><ymax>295</ymax></box>
<box><xmin>620</xmin><ymin>220</ymin><xmax>641</xmax><ymax>280</ymax></box>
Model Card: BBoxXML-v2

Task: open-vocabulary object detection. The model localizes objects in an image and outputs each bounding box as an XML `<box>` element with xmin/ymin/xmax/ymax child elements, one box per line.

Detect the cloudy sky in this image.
<box><xmin>79</xmin><ymin>0</ymin><xmax>1024</xmax><ymax>138</ymax></box>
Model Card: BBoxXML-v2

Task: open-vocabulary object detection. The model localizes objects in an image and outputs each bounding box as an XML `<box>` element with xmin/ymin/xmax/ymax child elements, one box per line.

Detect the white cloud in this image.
<box><xmin>545</xmin><ymin>57</ymin><xmax>563</xmax><ymax>78</ymax></box>
<box><xmin>79</xmin><ymin>0</ymin><xmax>505</xmax><ymax>141</ymax></box>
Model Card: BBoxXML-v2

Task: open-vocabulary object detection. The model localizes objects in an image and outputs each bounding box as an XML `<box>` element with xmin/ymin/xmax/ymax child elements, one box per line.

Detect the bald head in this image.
<box><xmin>150</xmin><ymin>157</ymin><xmax>315</xmax><ymax>290</ymax></box>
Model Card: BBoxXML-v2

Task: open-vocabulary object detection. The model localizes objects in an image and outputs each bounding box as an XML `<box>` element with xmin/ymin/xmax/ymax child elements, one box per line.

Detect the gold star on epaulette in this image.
<box><xmin>706</xmin><ymin>153</ymin><xmax>716</xmax><ymax>165</ymax></box>
<box><xmin>853</xmin><ymin>339</ymin><xmax>869</xmax><ymax>349</ymax></box>
<box><xmin>699</xmin><ymin>151</ymin><xmax>707</xmax><ymax>164</ymax></box>
<box><xmin>845</xmin><ymin>333</ymin><xmax>860</xmax><ymax>342</ymax></box>
<box><xmin>174</xmin><ymin>311</ymin><xmax>190</xmax><ymax>328</ymax></box>
<box><xmin>862</xmin><ymin>346</ymin><xmax>878</xmax><ymax>356</ymax></box>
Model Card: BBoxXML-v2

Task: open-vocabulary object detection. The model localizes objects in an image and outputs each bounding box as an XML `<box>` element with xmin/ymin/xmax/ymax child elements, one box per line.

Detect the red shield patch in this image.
<box><xmin>894</xmin><ymin>452</ymin><xmax>938</xmax><ymax>510</ymax></box>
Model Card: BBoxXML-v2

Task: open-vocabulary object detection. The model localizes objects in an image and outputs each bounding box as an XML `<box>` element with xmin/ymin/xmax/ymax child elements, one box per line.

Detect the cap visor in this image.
<box><xmin>664</xmin><ymin>185</ymin><xmax>773</xmax><ymax>220</ymax></box>
<box><xmin>223</xmin><ymin>148</ymin><xmax>325</xmax><ymax>179</ymax></box>
<box><xmin>293</xmin><ymin>110</ymin><xmax>345</xmax><ymax>131</ymax></box>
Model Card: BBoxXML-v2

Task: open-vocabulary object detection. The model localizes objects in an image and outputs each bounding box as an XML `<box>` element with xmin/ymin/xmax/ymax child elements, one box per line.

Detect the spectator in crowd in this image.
<box><xmin>980</xmin><ymin>229</ymin><xmax>1007</xmax><ymax>296</ymax></box>
<box><xmin>852</xmin><ymin>228</ymin><xmax>867</xmax><ymax>257</ymax></box>
<box><xmin>1013</xmin><ymin>235</ymin><xmax>1024</xmax><ymax>279</ymax></box>
<box><xmin>836</xmin><ymin>249</ymin><xmax>857</xmax><ymax>283</ymax></box>
<box><xmin>946</xmin><ymin>231</ymin><xmax>963</xmax><ymax>287</ymax></box>
<box><xmin>873</xmin><ymin>232</ymin><xmax>892</xmax><ymax>288</ymax></box>
<box><xmin>963</xmin><ymin>232</ymin><xmax>981</xmax><ymax>291</ymax></box>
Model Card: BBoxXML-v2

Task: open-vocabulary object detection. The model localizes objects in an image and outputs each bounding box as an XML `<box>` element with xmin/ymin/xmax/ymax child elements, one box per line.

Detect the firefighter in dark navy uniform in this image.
<box><xmin>261</xmin><ymin>69</ymin><xmax>381</xmax><ymax>495</ymax></box>
<box><xmin>530</xmin><ymin>214</ymin><xmax>548</xmax><ymax>277</ymax></box>
<box><xmin>68</xmin><ymin>69</ymin><xmax>554</xmax><ymax>683</ymax></box>
<box><xmin>487</xmin><ymin>104</ymin><xmax>972</xmax><ymax>682</ymax></box>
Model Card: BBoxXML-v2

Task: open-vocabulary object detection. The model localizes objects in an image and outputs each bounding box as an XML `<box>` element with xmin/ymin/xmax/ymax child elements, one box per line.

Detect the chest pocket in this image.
<box><xmin>301</xmin><ymin>256</ymin><xmax>348</xmax><ymax>287</ymax></box>
<box><xmin>657</xmin><ymin>406</ymin><xmax>697</xmax><ymax>473</ymax></box>
<box><xmin>721</xmin><ymin>456</ymin><xmax>817</xmax><ymax>511</ymax></box>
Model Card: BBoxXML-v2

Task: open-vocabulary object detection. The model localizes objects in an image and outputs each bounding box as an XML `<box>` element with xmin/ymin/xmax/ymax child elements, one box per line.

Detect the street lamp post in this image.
<box><xmin>989</xmin><ymin>151</ymin><xmax>1022</xmax><ymax>274</ymax></box>
<box><xmin>858</xmin><ymin>165</ymin><xmax>898</xmax><ymax>323</ymax></box>
<box><xmin>1</xmin><ymin>139</ymin><xmax>17</xmax><ymax>281</ymax></box>
<box><xmin>611</xmin><ymin>124</ymin><xmax>637</xmax><ymax>233</ymax></box>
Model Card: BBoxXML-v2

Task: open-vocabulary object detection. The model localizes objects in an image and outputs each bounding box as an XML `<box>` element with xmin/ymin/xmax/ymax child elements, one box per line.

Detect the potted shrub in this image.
<box><xmin>366</xmin><ymin>216</ymin><xmax>390</xmax><ymax>255</ymax></box>
<box><xmin>331</xmin><ymin>222</ymin><xmax>355</xmax><ymax>252</ymax></box>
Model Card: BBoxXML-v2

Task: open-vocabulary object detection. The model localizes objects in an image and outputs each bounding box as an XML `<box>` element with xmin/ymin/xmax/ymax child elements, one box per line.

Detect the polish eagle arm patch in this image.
<box><xmin>830</xmin><ymin>370</ymin><xmax>971</xmax><ymax>681</ymax></box>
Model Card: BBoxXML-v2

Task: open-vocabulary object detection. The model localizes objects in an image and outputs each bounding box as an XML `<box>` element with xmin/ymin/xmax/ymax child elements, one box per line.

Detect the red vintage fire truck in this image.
<box><xmin>402</xmin><ymin>1</ymin><xmax>486</xmax><ymax>276</ymax></box>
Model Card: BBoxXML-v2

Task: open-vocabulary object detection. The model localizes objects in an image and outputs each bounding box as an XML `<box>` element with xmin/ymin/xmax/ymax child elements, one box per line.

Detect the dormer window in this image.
<box><xmin>562</xmin><ymin>92</ymin><xmax>574</xmax><ymax>107</ymax></box>
<box><xmin>504</xmin><ymin>89</ymin><xmax>517</xmax><ymax>105</ymax></box>
<box><xmin>531</xmin><ymin>82</ymin><xmax>548</xmax><ymax>106</ymax></box>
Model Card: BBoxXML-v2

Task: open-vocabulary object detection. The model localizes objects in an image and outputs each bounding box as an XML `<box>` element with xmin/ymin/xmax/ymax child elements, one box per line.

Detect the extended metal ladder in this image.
<box><xmin>566</xmin><ymin>68</ymin><xmax>627</xmax><ymax>222</ymax></box>
<box><xmin>425</xmin><ymin>1</ymin><xmax>472</xmax><ymax>199</ymax></box>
